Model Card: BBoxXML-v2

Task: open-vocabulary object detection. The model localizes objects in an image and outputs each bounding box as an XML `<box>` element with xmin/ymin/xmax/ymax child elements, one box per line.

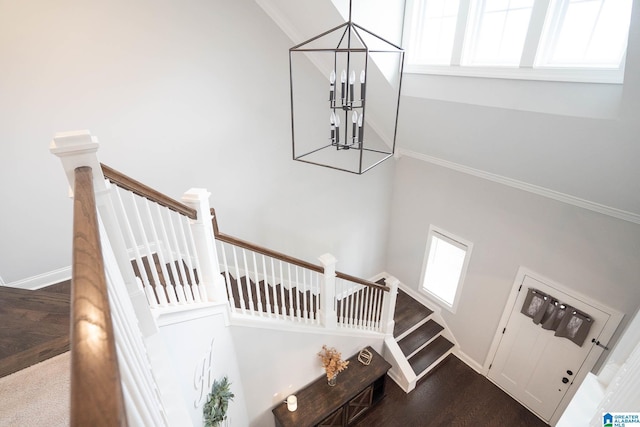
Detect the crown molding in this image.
<box><xmin>398</xmin><ymin>148</ymin><xmax>640</xmax><ymax>225</ymax></box>
<box><xmin>255</xmin><ymin>0</ymin><xmax>303</xmax><ymax>43</ymax></box>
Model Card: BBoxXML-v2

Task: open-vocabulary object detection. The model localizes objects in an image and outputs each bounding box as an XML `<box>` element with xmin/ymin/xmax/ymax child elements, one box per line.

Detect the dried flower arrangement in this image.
<box><xmin>318</xmin><ymin>345</ymin><xmax>349</xmax><ymax>380</ymax></box>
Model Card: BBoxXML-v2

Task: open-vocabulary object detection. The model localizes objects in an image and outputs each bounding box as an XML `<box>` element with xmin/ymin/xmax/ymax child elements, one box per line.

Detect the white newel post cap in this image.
<box><xmin>49</xmin><ymin>130</ymin><xmax>106</xmax><ymax>194</ymax></box>
<box><xmin>318</xmin><ymin>253</ymin><xmax>337</xmax><ymax>271</ymax></box>
<box><xmin>182</xmin><ymin>188</ymin><xmax>213</xmax><ymax>222</ymax></box>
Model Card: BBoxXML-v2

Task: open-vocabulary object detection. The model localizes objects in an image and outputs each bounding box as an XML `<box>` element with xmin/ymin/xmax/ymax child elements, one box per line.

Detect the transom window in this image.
<box><xmin>420</xmin><ymin>226</ymin><xmax>473</xmax><ymax>313</ymax></box>
<box><xmin>403</xmin><ymin>0</ymin><xmax>634</xmax><ymax>83</ymax></box>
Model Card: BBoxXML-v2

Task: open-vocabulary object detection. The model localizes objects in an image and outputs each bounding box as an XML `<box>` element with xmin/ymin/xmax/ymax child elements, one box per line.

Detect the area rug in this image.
<box><xmin>0</xmin><ymin>352</ymin><xmax>69</xmax><ymax>427</ymax></box>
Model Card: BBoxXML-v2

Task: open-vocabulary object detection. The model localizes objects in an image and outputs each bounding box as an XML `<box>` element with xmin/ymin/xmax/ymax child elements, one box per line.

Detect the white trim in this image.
<box><xmin>255</xmin><ymin>0</ymin><xmax>303</xmax><ymax>44</ymax></box>
<box><xmin>454</xmin><ymin>348</ymin><xmax>484</xmax><ymax>373</ymax></box>
<box><xmin>418</xmin><ymin>225</ymin><xmax>473</xmax><ymax>314</ymax></box>
<box><xmin>153</xmin><ymin>301</ymin><xmax>229</xmax><ymax>327</ymax></box>
<box><xmin>483</xmin><ymin>266</ymin><xmax>624</xmax><ymax>426</ymax></box>
<box><xmin>398</xmin><ymin>148</ymin><xmax>640</xmax><ymax>225</ymax></box>
<box><xmin>5</xmin><ymin>266</ymin><xmax>72</xmax><ymax>290</ymax></box>
<box><xmin>383</xmin><ymin>335</ymin><xmax>418</xmax><ymax>393</ymax></box>
<box><xmin>405</xmin><ymin>61</ymin><xmax>625</xmax><ymax>84</ymax></box>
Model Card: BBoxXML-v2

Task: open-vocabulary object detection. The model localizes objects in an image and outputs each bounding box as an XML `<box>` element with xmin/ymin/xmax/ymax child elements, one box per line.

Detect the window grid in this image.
<box><xmin>403</xmin><ymin>0</ymin><xmax>632</xmax><ymax>83</ymax></box>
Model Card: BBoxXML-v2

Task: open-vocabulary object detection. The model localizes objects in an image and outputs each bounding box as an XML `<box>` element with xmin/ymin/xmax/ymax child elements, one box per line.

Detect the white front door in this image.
<box><xmin>488</xmin><ymin>273</ymin><xmax>616</xmax><ymax>422</ymax></box>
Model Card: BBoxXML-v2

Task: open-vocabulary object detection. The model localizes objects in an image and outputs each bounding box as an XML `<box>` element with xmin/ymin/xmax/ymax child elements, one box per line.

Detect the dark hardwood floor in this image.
<box><xmin>0</xmin><ymin>281</ymin><xmax>70</xmax><ymax>377</ymax></box>
<box><xmin>354</xmin><ymin>354</ymin><xmax>549</xmax><ymax>427</ymax></box>
<box><xmin>2</xmin><ymin>278</ymin><xmax>547</xmax><ymax>426</ymax></box>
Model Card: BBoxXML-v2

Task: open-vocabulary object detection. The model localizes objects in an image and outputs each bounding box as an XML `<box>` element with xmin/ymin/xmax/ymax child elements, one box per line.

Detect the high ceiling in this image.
<box><xmin>257</xmin><ymin>0</ymin><xmax>640</xmax><ymax>225</ymax></box>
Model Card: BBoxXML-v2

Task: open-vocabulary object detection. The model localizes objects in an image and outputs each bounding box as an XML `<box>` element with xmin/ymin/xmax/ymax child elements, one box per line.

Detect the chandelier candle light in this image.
<box><xmin>289</xmin><ymin>0</ymin><xmax>404</xmax><ymax>174</ymax></box>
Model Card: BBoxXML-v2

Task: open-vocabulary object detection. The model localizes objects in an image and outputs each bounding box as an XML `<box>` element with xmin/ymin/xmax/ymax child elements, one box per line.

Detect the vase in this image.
<box><xmin>328</xmin><ymin>374</ymin><xmax>337</xmax><ymax>387</ymax></box>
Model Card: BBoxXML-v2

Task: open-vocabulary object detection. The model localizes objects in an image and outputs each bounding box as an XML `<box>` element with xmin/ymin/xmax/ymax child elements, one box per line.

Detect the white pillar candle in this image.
<box><xmin>287</xmin><ymin>395</ymin><xmax>297</xmax><ymax>412</ymax></box>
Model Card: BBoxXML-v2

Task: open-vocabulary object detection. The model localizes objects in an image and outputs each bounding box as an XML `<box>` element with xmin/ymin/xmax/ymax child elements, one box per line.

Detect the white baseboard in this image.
<box><xmin>454</xmin><ymin>348</ymin><xmax>485</xmax><ymax>374</ymax></box>
<box><xmin>5</xmin><ymin>266</ymin><xmax>72</xmax><ymax>290</ymax></box>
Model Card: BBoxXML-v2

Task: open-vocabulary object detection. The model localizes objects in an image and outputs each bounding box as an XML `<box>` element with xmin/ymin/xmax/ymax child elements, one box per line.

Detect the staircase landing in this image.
<box><xmin>0</xmin><ymin>281</ymin><xmax>70</xmax><ymax>378</ymax></box>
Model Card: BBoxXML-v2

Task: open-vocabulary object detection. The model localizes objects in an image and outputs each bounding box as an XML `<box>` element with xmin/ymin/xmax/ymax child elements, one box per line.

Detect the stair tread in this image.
<box><xmin>409</xmin><ymin>335</ymin><xmax>454</xmax><ymax>376</ymax></box>
<box><xmin>394</xmin><ymin>290</ymin><xmax>433</xmax><ymax>338</ymax></box>
<box><xmin>398</xmin><ymin>319</ymin><xmax>444</xmax><ymax>356</ymax></box>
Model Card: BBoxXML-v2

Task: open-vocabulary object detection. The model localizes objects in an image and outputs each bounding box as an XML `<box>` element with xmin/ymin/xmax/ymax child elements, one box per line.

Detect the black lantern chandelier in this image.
<box><xmin>289</xmin><ymin>0</ymin><xmax>404</xmax><ymax>174</ymax></box>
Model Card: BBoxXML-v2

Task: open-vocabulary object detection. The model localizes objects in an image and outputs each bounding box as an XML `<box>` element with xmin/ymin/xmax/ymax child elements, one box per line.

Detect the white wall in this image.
<box><xmin>386</xmin><ymin>156</ymin><xmax>640</xmax><ymax>366</ymax></box>
<box><xmin>397</xmin><ymin>0</ymin><xmax>640</xmax><ymax>218</ymax></box>
<box><xmin>230</xmin><ymin>325</ymin><xmax>383</xmax><ymax>427</ymax></box>
<box><xmin>0</xmin><ymin>0</ymin><xmax>394</xmax><ymax>284</ymax></box>
<box><xmin>158</xmin><ymin>310</ymin><xmax>249</xmax><ymax>426</ymax></box>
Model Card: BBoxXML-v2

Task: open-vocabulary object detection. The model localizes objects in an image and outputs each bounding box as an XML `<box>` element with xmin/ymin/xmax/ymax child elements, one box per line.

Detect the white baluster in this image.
<box><xmin>129</xmin><ymin>192</ymin><xmax>168</xmax><ymax>306</ymax></box>
<box><xmin>270</xmin><ymin>258</ymin><xmax>280</xmax><ymax>317</ymax></box>
<box><xmin>176</xmin><ymin>215</ymin><xmax>201</xmax><ymax>302</ymax></box>
<box><xmin>287</xmin><ymin>264</ymin><xmax>294</xmax><ymax>321</ymax></box>
<box><xmin>112</xmin><ymin>186</ymin><xmax>158</xmax><ymax>307</ymax></box>
<box><xmin>363</xmin><ymin>286</ymin><xmax>371</xmax><ymax>329</ymax></box>
<box><xmin>295</xmin><ymin>266</ymin><xmax>301</xmax><ymax>320</ymax></box>
<box><xmin>231</xmin><ymin>246</ymin><xmax>246</xmax><ymax>313</ymax></box>
<box><xmin>252</xmin><ymin>252</ymin><xmax>263</xmax><ymax>315</ymax></box>
<box><xmin>241</xmin><ymin>249</ymin><xmax>255</xmax><ymax>313</ymax></box>
<box><xmin>261</xmin><ymin>255</ymin><xmax>272</xmax><ymax>317</ymax></box>
<box><xmin>278</xmin><ymin>260</ymin><xmax>286</xmax><ymax>319</ymax></box>
<box><xmin>351</xmin><ymin>284</ymin><xmax>357</xmax><ymax>327</ymax></box>
<box><xmin>183</xmin><ymin>217</ymin><xmax>205</xmax><ymax>302</ymax></box>
<box><xmin>373</xmin><ymin>288</ymin><xmax>382</xmax><ymax>331</ymax></box>
<box><xmin>302</xmin><ymin>269</ymin><xmax>309</xmax><ymax>323</ymax></box>
<box><xmin>218</xmin><ymin>242</ymin><xmax>235</xmax><ymax>310</ymax></box>
<box><xmin>162</xmin><ymin>209</ymin><xmax>189</xmax><ymax>304</ymax></box>
<box><xmin>152</xmin><ymin>203</ymin><xmax>180</xmax><ymax>304</ymax></box>
<box><xmin>142</xmin><ymin>199</ymin><xmax>178</xmax><ymax>305</ymax></box>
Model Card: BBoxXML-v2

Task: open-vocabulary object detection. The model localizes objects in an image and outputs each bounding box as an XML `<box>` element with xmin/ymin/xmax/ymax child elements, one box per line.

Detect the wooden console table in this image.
<box><xmin>272</xmin><ymin>346</ymin><xmax>391</xmax><ymax>427</ymax></box>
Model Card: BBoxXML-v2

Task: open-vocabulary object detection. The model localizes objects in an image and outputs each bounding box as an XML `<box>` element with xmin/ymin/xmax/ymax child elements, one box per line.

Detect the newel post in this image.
<box><xmin>318</xmin><ymin>253</ymin><xmax>338</xmax><ymax>329</ymax></box>
<box><xmin>49</xmin><ymin>130</ymin><xmax>106</xmax><ymax>194</ymax></box>
<box><xmin>182</xmin><ymin>188</ymin><xmax>227</xmax><ymax>303</ymax></box>
<box><xmin>381</xmin><ymin>276</ymin><xmax>399</xmax><ymax>335</ymax></box>
<box><xmin>50</xmin><ymin>130</ymin><xmax>158</xmax><ymax>336</ymax></box>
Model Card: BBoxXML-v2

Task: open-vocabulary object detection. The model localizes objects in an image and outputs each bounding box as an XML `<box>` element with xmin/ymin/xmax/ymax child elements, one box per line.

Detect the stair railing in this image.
<box><xmin>212</xmin><ymin>212</ymin><xmax>323</xmax><ymax>324</ymax></box>
<box><xmin>52</xmin><ymin>131</ymin><xmax>181</xmax><ymax>426</ymax></box>
<box><xmin>68</xmin><ymin>165</ymin><xmax>128</xmax><ymax>426</ymax></box>
<box><xmin>100</xmin><ymin>165</ymin><xmax>225</xmax><ymax>308</ymax></box>
<box><xmin>211</xmin><ymin>209</ymin><xmax>397</xmax><ymax>333</ymax></box>
<box><xmin>56</xmin><ymin>129</ymin><xmax>397</xmax><ymax>337</ymax></box>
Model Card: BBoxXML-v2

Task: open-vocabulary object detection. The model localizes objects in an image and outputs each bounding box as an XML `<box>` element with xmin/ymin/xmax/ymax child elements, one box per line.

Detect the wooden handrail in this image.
<box><xmin>71</xmin><ymin>167</ymin><xmax>128</xmax><ymax>426</ymax></box>
<box><xmin>210</xmin><ymin>208</ymin><xmax>388</xmax><ymax>291</ymax></box>
<box><xmin>211</xmin><ymin>209</ymin><xmax>323</xmax><ymax>273</ymax></box>
<box><xmin>335</xmin><ymin>271</ymin><xmax>389</xmax><ymax>292</ymax></box>
<box><xmin>101</xmin><ymin>163</ymin><xmax>197</xmax><ymax>220</ymax></box>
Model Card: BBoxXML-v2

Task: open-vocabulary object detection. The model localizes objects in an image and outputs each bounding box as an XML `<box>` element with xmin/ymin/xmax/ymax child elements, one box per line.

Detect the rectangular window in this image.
<box><xmin>420</xmin><ymin>226</ymin><xmax>473</xmax><ymax>312</ymax></box>
<box><xmin>406</xmin><ymin>0</ymin><xmax>462</xmax><ymax>65</ymax></box>
<box><xmin>535</xmin><ymin>0</ymin><xmax>633</xmax><ymax>68</ymax></box>
<box><xmin>462</xmin><ymin>0</ymin><xmax>535</xmax><ymax>66</ymax></box>
<box><xmin>403</xmin><ymin>0</ymin><xmax>633</xmax><ymax>83</ymax></box>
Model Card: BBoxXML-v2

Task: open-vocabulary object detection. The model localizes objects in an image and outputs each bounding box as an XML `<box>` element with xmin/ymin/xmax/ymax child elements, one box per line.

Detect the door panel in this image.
<box><xmin>489</xmin><ymin>275</ymin><xmax>610</xmax><ymax>421</ymax></box>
